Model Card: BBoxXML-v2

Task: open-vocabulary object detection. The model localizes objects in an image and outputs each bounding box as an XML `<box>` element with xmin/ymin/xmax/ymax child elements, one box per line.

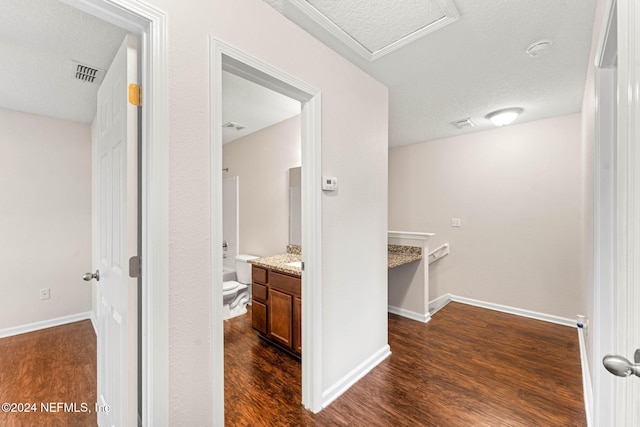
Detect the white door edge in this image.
<box><xmin>614</xmin><ymin>0</ymin><xmax>640</xmax><ymax>425</ymax></box>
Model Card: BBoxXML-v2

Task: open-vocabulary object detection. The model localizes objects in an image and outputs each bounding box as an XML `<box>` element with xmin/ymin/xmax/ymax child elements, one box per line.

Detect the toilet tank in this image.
<box><xmin>235</xmin><ymin>254</ymin><xmax>258</xmax><ymax>284</ymax></box>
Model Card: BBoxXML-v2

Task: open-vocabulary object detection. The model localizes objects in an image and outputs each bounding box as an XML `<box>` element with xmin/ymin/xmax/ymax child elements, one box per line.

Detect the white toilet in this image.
<box><xmin>222</xmin><ymin>254</ymin><xmax>258</xmax><ymax>320</ymax></box>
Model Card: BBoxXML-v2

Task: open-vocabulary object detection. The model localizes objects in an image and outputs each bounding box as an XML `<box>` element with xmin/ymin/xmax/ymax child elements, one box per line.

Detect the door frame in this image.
<box><xmin>60</xmin><ymin>0</ymin><xmax>169</xmax><ymax>424</ymax></box>
<box><xmin>593</xmin><ymin>0</ymin><xmax>617</xmax><ymax>424</ymax></box>
<box><xmin>210</xmin><ymin>38</ymin><xmax>324</xmax><ymax>422</ymax></box>
<box><xmin>593</xmin><ymin>0</ymin><xmax>640</xmax><ymax>425</ymax></box>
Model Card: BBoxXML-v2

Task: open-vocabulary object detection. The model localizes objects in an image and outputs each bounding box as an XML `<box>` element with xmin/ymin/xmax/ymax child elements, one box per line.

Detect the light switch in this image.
<box><xmin>451</xmin><ymin>218</ymin><xmax>462</xmax><ymax>227</ymax></box>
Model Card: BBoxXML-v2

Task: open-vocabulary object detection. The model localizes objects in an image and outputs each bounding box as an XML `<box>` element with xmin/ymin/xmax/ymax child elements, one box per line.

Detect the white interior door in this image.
<box><xmin>96</xmin><ymin>34</ymin><xmax>139</xmax><ymax>427</ymax></box>
<box><xmin>614</xmin><ymin>1</ymin><xmax>640</xmax><ymax>425</ymax></box>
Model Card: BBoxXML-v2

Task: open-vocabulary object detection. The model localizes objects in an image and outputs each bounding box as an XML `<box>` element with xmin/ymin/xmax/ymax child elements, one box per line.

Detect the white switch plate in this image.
<box><xmin>40</xmin><ymin>288</ymin><xmax>50</xmax><ymax>300</ymax></box>
<box><xmin>451</xmin><ymin>218</ymin><xmax>462</xmax><ymax>227</ymax></box>
<box><xmin>322</xmin><ymin>176</ymin><xmax>338</xmax><ymax>191</ymax></box>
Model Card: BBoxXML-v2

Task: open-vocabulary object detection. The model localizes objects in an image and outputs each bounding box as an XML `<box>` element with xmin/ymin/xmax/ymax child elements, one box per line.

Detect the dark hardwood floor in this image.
<box><xmin>0</xmin><ymin>320</ymin><xmax>97</xmax><ymax>427</ymax></box>
<box><xmin>0</xmin><ymin>303</ymin><xmax>585</xmax><ymax>426</ymax></box>
<box><xmin>225</xmin><ymin>302</ymin><xmax>586</xmax><ymax>426</ymax></box>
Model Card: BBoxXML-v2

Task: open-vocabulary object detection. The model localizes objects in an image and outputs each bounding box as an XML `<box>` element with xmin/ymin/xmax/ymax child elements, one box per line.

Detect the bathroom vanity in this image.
<box><xmin>249</xmin><ymin>250</ymin><xmax>302</xmax><ymax>358</ymax></box>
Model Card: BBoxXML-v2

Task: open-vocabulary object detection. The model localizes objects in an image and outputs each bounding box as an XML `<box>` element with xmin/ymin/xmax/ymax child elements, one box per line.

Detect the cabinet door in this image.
<box><xmin>269</xmin><ymin>289</ymin><xmax>292</xmax><ymax>348</ymax></box>
<box><xmin>293</xmin><ymin>296</ymin><xmax>302</xmax><ymax>354</ymax></box>
<box><xmin>252</xmin><ymin>300</ymin><xmax>267</xmax><ymax>334</ymax></box>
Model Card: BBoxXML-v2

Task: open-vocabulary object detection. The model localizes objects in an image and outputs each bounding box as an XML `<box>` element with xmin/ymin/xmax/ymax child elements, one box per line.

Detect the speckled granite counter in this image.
<box><xmin>251</xmin><ymin>244</ymin><xmax>420</xmax><ymax>275</ymax></box>
<box><xmin>388</xmin><ymin>244</ymin><xmax>422</xmax><ymax>269</ymax></box>
<box><xmin>249</xmin><ymin>253</ymin><xmax>302</xmax><ymax>277</ymax></box>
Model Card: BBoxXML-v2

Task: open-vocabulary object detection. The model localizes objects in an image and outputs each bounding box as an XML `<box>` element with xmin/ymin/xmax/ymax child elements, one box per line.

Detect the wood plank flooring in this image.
<box><xmin>225</xmin><ymin>302</ymin><xmax>586</xmax><ymax>426</ymax></box>
<box><xmin>0</xmin><ymin>320</ymin><xmax>97</xmax><ymax>427</ymax></box>
<box><xmin>0</xmin><ymin>303</ymin><xmax>585</xmax><ymax>426</ymax></box>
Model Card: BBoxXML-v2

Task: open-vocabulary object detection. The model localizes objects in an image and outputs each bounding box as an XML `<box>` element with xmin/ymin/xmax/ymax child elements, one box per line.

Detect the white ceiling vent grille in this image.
<box><xmin>451</xmin><ymin>118</ymin><xmax>476</xmax><ymax>129</ymax></box>
<box><xmin>223</xmin><ymin>121</ymin><xmax>247</xmax><ymax>131</ymax></box>
<box><xmin>71</xmin><ymin>60</ymin><xmax>104</xmax><ymax>84</ymax></box>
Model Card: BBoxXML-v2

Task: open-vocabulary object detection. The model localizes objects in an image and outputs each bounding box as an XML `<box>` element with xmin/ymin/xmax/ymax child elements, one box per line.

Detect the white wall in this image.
<box><xmin>223</xmin><ymin>115</ymin><xmax>301</xmax><ymax>257</ymax></box>
<box><xmin>389</xmin><ymin>114</ymin><xmax>583</xmax><ymax>319</ymax></box>
<box><xmin>144</xmin><ymin>0</ymin><xmax>389</xmax><ymax>423</ymax></box>
<box><xmin>0</xmin><ymin>108</ymin><xmax>92</xmax><ymax>330</ymax></box>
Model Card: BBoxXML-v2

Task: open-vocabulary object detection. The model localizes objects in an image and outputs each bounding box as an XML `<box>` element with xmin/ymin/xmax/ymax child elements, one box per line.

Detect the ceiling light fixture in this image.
<box><xmin>526</xmin><ymin>39</ymin><xmax>553</xmax><ymax>57</ymax></box>
<box><xmin>486</xmin><ymin>108</ymin><xmax>523</xmax><ymax>126</ymax></box>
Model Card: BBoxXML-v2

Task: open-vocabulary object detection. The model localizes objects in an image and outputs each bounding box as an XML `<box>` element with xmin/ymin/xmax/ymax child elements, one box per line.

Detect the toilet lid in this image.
<box><xmin>223</xmin><ymin>280</ymin><xmax>240</xmax><ymax>292</ymax></box>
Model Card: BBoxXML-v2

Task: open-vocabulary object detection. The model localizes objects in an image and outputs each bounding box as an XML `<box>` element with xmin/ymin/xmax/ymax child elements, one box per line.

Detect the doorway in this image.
<box><xmin>221</xmin><ymin>68</ymin><xmax>302</xmax><ymax>421</ymax></box>
<box><xmin>210</xmin><ymin>39</ymin><xmax>324</xmax><ymax>422</ymax></box>
<box><xmin>9</xmin><ymin>0</ymin><xmax>168</xmax><ymax>423</ymax></box>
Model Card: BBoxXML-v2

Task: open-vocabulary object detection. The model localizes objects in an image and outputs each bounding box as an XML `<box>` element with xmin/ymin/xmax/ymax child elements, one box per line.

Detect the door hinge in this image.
<box><xmin>129</xmin><ymin>256</ymin><xmax>142</xmax><ymax>278</ymax></box>
<box><xmin>128</xmin><ymin>83</ymin><xmax>142</xmax><ymax>107</ymax></box>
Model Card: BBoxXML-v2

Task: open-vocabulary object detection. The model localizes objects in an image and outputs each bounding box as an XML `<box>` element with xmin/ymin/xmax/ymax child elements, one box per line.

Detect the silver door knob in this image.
<box><xmin>603</xmin><ymin>349</ymin><xmax>640</xmax><ymax>378</ymax></box>
<box><xmin>83</xmin><ymin>270</ymin><xmax>100</xmax><ymax>282</ymax></box>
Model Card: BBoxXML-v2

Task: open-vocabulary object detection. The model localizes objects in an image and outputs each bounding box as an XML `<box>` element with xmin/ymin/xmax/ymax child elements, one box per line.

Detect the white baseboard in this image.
<box><xmin>578</xmin><ymin>327</ymin><xmax>593</xmax><ymax>427</ymax></box>
<box><xmin>449</xmin><ymin>295</ymin><xmax>575</xmax><ymax>327</ymax></box>
<box><xmin>428</xmin><ymin>294</ymin><xmax>452</xmax><ymax>315</ymax></box>
<box><xmin>388</xmin><ymin>305</ymin><xmax>431</xmax><ymax>323</ymax></box>
<box><xmin>322</xmin><ymin>344</ymin><xmax>391</xmax><ymax>409</ymax></box>
<box><xmin>0</xmin><ymin>312</ymin><xmax>93</xmax><ymax>339</ymax></box>
<box><xmin>90</xmin><ymin>311</ymin><xmax>98</xmax><ymax>336</ymax></box>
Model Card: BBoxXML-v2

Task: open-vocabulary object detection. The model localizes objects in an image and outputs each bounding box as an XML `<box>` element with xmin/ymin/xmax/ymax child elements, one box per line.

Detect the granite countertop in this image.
<box><xmin>249</xmin><ymin>245</ymin><xmax>302</xmax><ymax>277</ymax></box>
<box><xmin>388</xmin><ymin>244</ymin><xmax>422</xmax><ymax>269</ymax></box>
<box><xmin>250</xmin><ymin>244</ymin><xmax>421</xmax><ymax>275</ymax></box>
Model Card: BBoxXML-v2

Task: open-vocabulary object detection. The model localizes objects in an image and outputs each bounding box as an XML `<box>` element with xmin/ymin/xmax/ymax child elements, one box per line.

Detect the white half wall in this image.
<box><xmin>223</xmin><ymin>115</ymin><xmax>301</xmax><ymax>257</ymax></box>
<box><xmin>0</xmin><ymin>107</ymin><xmax>92</xmax><ymax>330</ymax></box>
<box><xmin>389</xmin><ymin>114</ymin><xmax>583</xmax><ymax>319</ymax></box>
<box><xmin>388</xmin><ymin>232</ymin><xmax>432</xmax><ymax>321</ymax></box>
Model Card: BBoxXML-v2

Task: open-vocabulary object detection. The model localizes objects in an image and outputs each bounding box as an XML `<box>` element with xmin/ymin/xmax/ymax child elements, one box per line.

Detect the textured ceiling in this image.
<box><xmin>222</xmin><ymin>71</ymin><xmax>301</xmax><ymax>144</ymax></box>
<box><xmin>0</xmin><ymin>0</ymin><xmax>298</xmax><ymax>133</ymax></box>
<box><xmin>305</xmin><ymin>0</ymin><xmax>450</xmax><ymax>53</ymax></box>
<box><xmin>270</xmin><ymin>0</ymin><xmax>597</xmax><ymax>147</ymax></box>
<box><xmin>0</xmin><ymin>0</ymin><xmax>126</xmax><ymax>124</ymax></box>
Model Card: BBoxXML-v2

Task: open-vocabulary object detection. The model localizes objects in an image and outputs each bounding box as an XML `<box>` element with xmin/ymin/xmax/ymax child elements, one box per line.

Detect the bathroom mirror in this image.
<box><xmin>289</xmin><ymin>166</ymin><xmax>301</xmax><ymax>246</ymax></box>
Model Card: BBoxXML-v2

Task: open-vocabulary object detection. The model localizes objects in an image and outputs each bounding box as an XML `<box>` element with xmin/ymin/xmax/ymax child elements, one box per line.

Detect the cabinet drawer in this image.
<box><xmin>252</xmin><ymin>283</ymin><xmax>267</xmax><ymax>302</ymax></box>
<box><xmin>270</xmin><ymin>271</ymin><xmax>301</xmax><ymax>296</ymax></box>
<box><xmin>252</xmin><ymin>266</ymin><xmax>268</xmax><ymax>284</ymax></box>
<box><xmin>252</xmin><ymin>300</ymin><xmax>267</xmax><ymax>334</ymax></box>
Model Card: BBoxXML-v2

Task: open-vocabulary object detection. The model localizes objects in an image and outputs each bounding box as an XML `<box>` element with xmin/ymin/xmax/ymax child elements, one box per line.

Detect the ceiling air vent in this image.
<box><xmin>223</xmin><ymin>121</ymin><xmax>247</xmax><ymax>131</ymax></box>
<box><xmin>71</xmin><ymin>60</ymin><xmax>104</xmax><ymax>84</ymax></box>
<box><xmin>451</xmin><ymin>118</ymin><xmax>476</xmax><ymax>129</ymax></box>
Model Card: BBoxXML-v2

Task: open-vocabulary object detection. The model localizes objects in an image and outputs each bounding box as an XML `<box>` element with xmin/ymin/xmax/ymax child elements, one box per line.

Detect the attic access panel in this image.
<box><xmin>289</xmin><ymin>0</ymin><xmax>459</xmax><ymax>61</ymax></box>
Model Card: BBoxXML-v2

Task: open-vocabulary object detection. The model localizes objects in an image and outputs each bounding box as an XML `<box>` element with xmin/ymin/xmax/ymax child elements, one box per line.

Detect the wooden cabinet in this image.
<box><xmin>251</xmin><ymin>266</ymin><xmax>268</xmax><ymax>335</ymax></box>
<box><xmin>251</xmin><ymin>265</ymin><xmax>301</xmax><ymax>357</ymax></box>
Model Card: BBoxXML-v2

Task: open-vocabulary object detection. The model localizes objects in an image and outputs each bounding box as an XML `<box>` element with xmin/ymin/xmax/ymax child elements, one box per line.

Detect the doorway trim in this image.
<box><xmin>60</xmin><ymin>0</ymin><xmax>169</xmax><ymax>424</ymax></box>
<box><xmin>210</xmin><ymin>38</ymin><xmax>324</xmax><ymax>422</ymax></box>
<box><xmin>593</xmin><ymin>0</ymin><xmax>617</xmax><ymax>424</ymax></box>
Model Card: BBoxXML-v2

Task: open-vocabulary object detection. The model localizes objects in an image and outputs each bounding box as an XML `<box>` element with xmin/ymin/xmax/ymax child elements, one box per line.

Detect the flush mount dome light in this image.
<box><xmin>486</xmin><ymin>108</ymin><xmax>523</xmax><ymax>126</ymax></box>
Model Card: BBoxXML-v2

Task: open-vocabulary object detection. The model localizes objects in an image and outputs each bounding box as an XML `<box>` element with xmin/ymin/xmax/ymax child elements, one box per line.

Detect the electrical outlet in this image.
<box><xmin>451</xmin><ymin>218</ymin><xmax>462</xmax><ymax>227</ymax></box>
<box><xmin>40</xmin><ymin>288</ymin><xmax>50</xmax><ymax>300</ymax></box>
